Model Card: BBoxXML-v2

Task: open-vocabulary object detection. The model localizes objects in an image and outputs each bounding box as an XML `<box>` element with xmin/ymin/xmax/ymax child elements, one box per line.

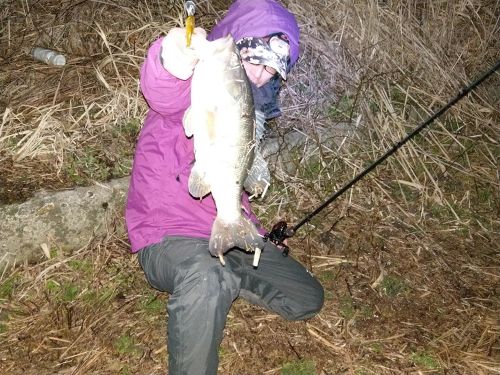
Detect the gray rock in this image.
<box><xmin>0</xmin><ymin>177</ymin><xmax>129</xmax><ymax>269</ymax></box>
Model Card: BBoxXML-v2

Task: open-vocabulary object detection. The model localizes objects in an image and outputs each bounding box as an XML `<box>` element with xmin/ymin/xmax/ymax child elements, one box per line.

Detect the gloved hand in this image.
<box><xmin>160</xmin><ymin>27</ymin><xmax>207</xmax><ymax>80</ymax></box>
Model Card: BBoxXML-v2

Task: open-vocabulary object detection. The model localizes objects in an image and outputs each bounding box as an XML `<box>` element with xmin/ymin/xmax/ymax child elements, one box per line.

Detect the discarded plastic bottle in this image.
<box><xmin>32</xmin><ymin>47</ymin><xmax>66</xmax><ymax>66</ymax></box>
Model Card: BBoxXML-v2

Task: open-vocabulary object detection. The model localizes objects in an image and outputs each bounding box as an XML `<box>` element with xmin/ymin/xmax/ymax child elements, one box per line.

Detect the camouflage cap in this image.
<box><xmin>236</xmin><ymin>33</ymin><xmax>290</xmax><ymax>79</ymax></box>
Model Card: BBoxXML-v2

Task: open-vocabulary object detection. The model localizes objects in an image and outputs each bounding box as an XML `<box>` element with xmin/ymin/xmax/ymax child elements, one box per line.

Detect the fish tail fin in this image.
<box><xmin>209</xmin><ymin>216</ymin><xmax>264</xmax><ymax>259</ymax></box>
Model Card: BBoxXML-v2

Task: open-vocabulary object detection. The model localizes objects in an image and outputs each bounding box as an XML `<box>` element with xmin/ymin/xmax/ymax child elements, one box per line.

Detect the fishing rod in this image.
<box><xmin>265</xmin><ymin>59</ymin><xmax>500</xmax><ymax>256</ymax></box>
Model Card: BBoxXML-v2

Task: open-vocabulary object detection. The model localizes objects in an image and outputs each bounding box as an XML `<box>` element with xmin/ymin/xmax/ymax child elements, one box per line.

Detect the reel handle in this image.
<box><xmin>265</xmin><ymin>221</ymin><xmax>295</xmax><ymax>256</ymax></box>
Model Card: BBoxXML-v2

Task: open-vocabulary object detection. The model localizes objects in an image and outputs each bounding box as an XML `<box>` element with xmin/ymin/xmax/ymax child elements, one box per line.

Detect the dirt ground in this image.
<box><xmin>1</xmin><ymin>194</ymin><xmax>498</xmax><ymax>374</ymax></box>
<box><xmin>1</xmin><ymin>0</ymin><xmax>499</xmax><ymax>374</ymax></box>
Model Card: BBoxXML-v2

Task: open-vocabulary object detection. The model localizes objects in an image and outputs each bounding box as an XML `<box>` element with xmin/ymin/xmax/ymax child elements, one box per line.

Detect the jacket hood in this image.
<box><xmin>208</xmin><ymin>0</ymin><xmax>300</xmax><ymax>67</ymax></box>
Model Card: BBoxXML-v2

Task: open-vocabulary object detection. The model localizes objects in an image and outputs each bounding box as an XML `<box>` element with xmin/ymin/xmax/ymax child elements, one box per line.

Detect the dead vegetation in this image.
<box><xmin>1</xmin><ymin>0</ymin><xmax>499</xmax><ymax>374</ymax></box>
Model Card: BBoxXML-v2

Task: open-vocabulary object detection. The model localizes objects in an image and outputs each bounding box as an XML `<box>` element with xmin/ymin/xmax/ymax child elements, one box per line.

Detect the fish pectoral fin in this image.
<box><xmin>183</xmin><ymin>107</ymin><xmax>194</xmax><ymax>137</ymax></box>
<box><xmin>208</xmin><ymin>216</ymin><xmax>264</xmax><ymax>257</ymax></box>
<box><xmin>188</xmin><ymin>165</ymin><xmax>211</xmax><ymax>198</ymax></box>
<box><xmin>184</xmin><ymin>106</ymin><xmax>216</xmax><ymax>140</ymax></box>
<box><xmin>244</xmin><ymin>149</ymin><xmax>271</xmax><ymax>198</ymax></box>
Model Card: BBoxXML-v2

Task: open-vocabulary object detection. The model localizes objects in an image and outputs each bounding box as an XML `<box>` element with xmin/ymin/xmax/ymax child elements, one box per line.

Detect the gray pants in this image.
<box><xmin>138</xmin><ymin>236</ymin><xmax>324</xmax><ymax>375</ymax></box>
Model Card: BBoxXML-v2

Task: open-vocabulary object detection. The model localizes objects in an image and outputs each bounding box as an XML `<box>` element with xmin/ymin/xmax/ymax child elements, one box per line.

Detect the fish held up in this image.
<box><xmin>183</xmin><ymin>34</ymin><xmax>265</xmax><ymax>264</ymax></box>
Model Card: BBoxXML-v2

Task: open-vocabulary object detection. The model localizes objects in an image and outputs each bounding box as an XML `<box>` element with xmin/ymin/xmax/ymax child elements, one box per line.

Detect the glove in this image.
<box><xmin>160</xmin><ymin>27</ymin><xmax>207</xmax><ymax>80</ymax></box>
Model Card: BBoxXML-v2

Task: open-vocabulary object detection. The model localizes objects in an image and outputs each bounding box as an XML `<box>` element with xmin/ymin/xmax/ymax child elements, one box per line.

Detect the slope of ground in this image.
<box><xmin>1</xmin><ymin>1</ymin><xmax>499</xmax><ymax>374</ymax></box>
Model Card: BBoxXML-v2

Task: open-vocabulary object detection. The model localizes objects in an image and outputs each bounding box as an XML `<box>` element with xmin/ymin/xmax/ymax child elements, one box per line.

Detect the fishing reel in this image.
<box><xmin>264</xmin><ymin>221</ymin><xmax>295</xmax><ymax>256</ymax></box>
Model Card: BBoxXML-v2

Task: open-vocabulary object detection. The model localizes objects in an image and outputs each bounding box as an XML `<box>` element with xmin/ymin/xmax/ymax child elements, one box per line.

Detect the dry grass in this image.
<box><xmin>1</xmin><ymin>0</ymin><xmax>499</xmax><ymax>374</ymax></box>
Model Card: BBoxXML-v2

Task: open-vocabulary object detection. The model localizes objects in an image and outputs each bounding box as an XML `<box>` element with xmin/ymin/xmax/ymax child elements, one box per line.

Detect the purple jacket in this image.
<box><xmin>125</xmin><ymin>0</ymin><xmax>300</xmax><ymax>252</ymax></box>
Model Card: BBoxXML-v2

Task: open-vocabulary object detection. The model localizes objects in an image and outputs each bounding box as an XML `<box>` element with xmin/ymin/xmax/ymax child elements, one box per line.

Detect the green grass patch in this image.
<box><xmin>381</xmin><ymin>275</ymin><xmax>408</xmax><ymax>297</ymax></box>
<box><xmin>0</xmin><ymin>275</ymin><xmax>20</xmax><ymax>299</ymax></box>
<box><xmin>304</xmin><ymin>159</ymin><xmax>323</xmax><ymax>179</ymax></box>
<box><xmin>114</xmin><ymin>334</ymin><xmax>142</xmax><ymax>357</ymax></box>
<box><xmin>61</xmin><ymin>283</ymin><xmax>80</xmax><ymax>302</ymax></box>
<box><xmin>389</xmin><ymin>85</ymin><xmax>406</xmax><ymax>106</ymax></box>
<box><xmin>324</xmin><ymin>290</ymin><xmax>334</xmax><ymax>301</ymax></box>
<box><xmin>411</xmin><ymin>350</ymin><xmax>440</xmax><ymax>370</ymax></box>
<box><xmin>0</xmin><ymin>323</ymin><xmax>7</xmax><ymax>334</ymax></box>
<box><xmin>68</xmin><ymin>259</ymin><xmax>93</xmax><ymax>274</ymax></box>
<box><xmin>328</xmin><ymin>95</ymin><xmax>357</xmax><ymax>121</ymax></box>
<box><xmin>339</xmin><ymin>296</ymin><xmax>374</xmax><ymax>320</ymax></box>
<box><xmin>49</xmin><ymin>247</ymin><xmax>59</xmax><ymax>258</ymax></box>
<box><xmin>83</xmin><ymin>287</ymin><xmax>116</xmax><ymax>306</ymax></box>
<box><xmin>444</xmin><ymin>117</ymin><xmax>464</xmax><ymax>132</ymax></box>
<box><xmin>114</xmin><ymin>270</ymin><xmax>138</xmax><ymax>288</ymax></box>
<box><xmin>45</xmin><ymin>279</ymin><xmax>81</xmax><ymax>303</ymax></box>
<box><xmin>281</xmin><ymin>359</ymin><xmax>316</xmax><ymax>375</ymax></box>
<box><xmin>46</xmin><ymin>279</ymin><xmax>60</xmax><ymax>294</ymax></box>
<box><xmin>389</xmin><ymin>180</ymin><xmax>420</xmax><ymax>203</ymax></box>
<box><xmin>111</xmin><ymin>158</ymin><xmax>133</xmax><ymax>178</ymax></box>
<box><xmin>218</xmin><ymin>346</ymin><xmax>229</xmax><ymax>360</ymax></box>
<box><xmin>360</xmin><ymin>304</ymin><xmax>374</xmax><ymax>319</ymax></box>
<box><xmin>475</xmin><ymin>185</ymin><xmax>495</xmax><ymax>204</ymax></box>
<box><xmin>318</xmin><ymin>270</ymin><xmax>335</xmax><ymax>283</ymax></box>
<box><xmin>369</xmin><ymin>342</ymin><xmax>383</xmax><ymax>353</ymax></box>
<box><xmin>140</xmin><ymin>294</ymin><xmax>164</xmax><ymax>315</ymax></box>
<box><xmin>65</xmin><ymin>150</ymin><xmax>111</xmax><ymax>184</ymax></box>
<box><xmin>116</xmin><ymin>118</ymin><xmax>142</xmax><ymax>139</ymax></box>
<box><xmin>339</xmin><ymin>296</ymin><xmax>355</xmax><ymax>319</ymax></box>
<box><xmin>62</xmin><ymin>119</ymin><xmax>139</xmax><ymax>186</ymax></box>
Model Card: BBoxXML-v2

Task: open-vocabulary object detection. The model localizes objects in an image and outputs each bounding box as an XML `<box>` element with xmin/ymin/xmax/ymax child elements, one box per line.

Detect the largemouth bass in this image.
<box><xmin>183</xmin><ymin>35</ymin><xmax>265</xmax><ymax>264</ymax></box>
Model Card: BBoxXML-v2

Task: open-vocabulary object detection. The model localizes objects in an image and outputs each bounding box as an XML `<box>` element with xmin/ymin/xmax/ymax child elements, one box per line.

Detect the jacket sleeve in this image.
<box><xmin>140</xmin><ymin>37</ymin><xmax>191</xmax><ymax>116</ymax></box>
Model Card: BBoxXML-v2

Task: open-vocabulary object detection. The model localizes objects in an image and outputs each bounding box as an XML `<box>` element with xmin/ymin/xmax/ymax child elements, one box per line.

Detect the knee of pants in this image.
<box><xmin>282</xmin><ymin>278</ymin><xmax>325</xmax><ymax>321</ymax></box>
<box><xmin>176</xmin><ymin>264</ymin><xmax>240</xmax><ymax>305</ymax></box>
